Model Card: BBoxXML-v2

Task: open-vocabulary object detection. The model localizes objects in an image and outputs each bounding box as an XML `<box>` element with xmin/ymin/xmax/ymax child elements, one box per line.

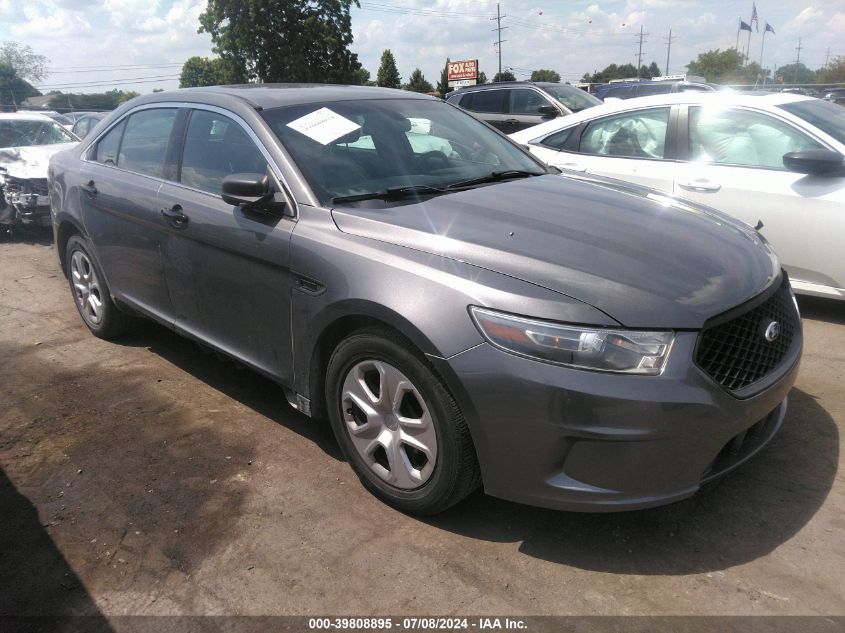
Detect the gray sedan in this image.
<box><xmin>48</xmin><ymin>85</ymin><xmax>801</xmax><ymax>515</ymax></box>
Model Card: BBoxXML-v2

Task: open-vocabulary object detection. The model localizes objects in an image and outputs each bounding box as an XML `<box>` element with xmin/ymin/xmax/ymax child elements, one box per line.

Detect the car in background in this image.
<box><xmin>510</xmin><ymin>92</ymin><xmax>845</xmax><ymax>301</ymax></box>
<box><xmin>595</xmin><ymin>78</ymin><xmax>723</xmax><ymax>101</ymax></box>
<box><xmin>446</xmin><ymin>81</ymin><xmax>601</xmax><ymax>133</ymax></box>
<box><xmin>0</xmin><ymin>112</ymin><xmax>78</xmax><ymax>228</ymax></box>
<box><xmin>822</xmin><ymin>88</ymin><xmax>845</xmax><ymax>106</ymax></box>
<box><xmin>49</xmin><ymin>85</ymin><xmax>800</xmax><ymax>515</ymax></box>
<box><xmin>70</xmin><ymin>112</ymin><xmax>107</xmax><ymax>138</ymax></box>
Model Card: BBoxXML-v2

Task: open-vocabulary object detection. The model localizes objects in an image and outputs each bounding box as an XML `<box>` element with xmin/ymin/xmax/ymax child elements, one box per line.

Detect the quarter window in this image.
<box><xmin>95</xmin><ymin>120</ymin><xmax>125</xmax><ymax>165</ymax></box>
<box><xmin>118</xmin><ymin>109</ymin><xmax>178</xmax><ymax>179</ymax></box>
<box><xmin>180</xmin><ymin>110</ymin><xmax>268</xmax><ymax>195</ymax></box>
<box><xmin>580</xmin><ymin>107</ymin><xmax>671</xmax><ymax>159</ymax></box>
<box><xmin>689</xmin><ymin>106</ymin><xmax>823</xmax><ymax>169</ymax></box>
<box><xmin>539</xmin><ymin>127</ymin><xmax>576</xmax><ymax>150</ymax></box>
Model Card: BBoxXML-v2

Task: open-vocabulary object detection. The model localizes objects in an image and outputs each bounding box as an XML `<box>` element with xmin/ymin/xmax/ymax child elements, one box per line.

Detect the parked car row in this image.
<box><xmin>47</xmin><ymin>84</ymin><xmax>803</xmax><ymax>516</ymax></box>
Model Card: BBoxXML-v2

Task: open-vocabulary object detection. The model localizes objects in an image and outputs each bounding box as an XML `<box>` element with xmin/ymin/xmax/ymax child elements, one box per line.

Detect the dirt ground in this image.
<box><xmin>1</xmin><ymin>232</ymin><xmax>843</xmax><ymax>619</ymax></box>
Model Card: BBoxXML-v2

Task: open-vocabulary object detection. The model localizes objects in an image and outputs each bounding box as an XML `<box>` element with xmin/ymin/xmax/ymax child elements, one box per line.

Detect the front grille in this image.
<box><xmin>695</xmin><ymin>278</ymin><xmax>798</xmax><ymax>393</ymax></box>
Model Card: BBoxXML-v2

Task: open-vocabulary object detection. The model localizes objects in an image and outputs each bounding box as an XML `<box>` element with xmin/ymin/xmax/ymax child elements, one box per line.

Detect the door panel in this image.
<box><xmin>78</xmin><ymin>109</ymin><xmax>179</xmax><ymax>319</ymax></box>
<box><xmin>675</xmin><ymin>105</ymin><xmax>845</xmax><ymax>291</ymax></box>
<box><xmin>158</xmin><ymin>109</ymin><xmax>296</xmax><ymax>381</ymax></box>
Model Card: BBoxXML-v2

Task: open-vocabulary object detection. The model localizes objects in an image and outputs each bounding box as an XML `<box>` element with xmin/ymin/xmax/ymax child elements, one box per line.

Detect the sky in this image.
<box><xmin>0</xmin><ymin>0</ymin><xmax>843</xmax><ymax>95</ymax></box>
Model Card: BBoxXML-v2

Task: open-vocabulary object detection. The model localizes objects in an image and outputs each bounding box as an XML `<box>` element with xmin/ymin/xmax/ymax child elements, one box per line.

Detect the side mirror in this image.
<box><xmin>783</xmin><ymin>149</ymin><xmax>844</xmax><ymax>176</ymax></box>
<box><xmin>222</xmin><ymin>173</ymin><xmax>274</xmax><ymax>207</ymax></box>
<box><xmin>537</xmin><ymin>105</ymin><xmax>559</xmax><ymax>117</ymax></box>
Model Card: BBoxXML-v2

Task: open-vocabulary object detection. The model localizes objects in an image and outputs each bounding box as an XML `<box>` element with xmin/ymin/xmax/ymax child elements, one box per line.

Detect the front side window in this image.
<box><xmin>539</xmin><ymin>127</ymin><xmax>576</xmax><ymax>150</ymax></box>
<box><xmin>467</xmin><ymin>90</ymin><xmax>505</xmax><ymax>113</ymax></box>
<box><xmin>580</xmin><ymin>107</ymin><xmax>671</xmax><ymax>159</ymax></box>
<box><xmin>689</xmin><ymin>106</ymin><xmax>823</xmax><ymax>169</ymax></box>
<box><xmin>544</xmin><ymin>85</ymin><xmax>602</xmax><ymax>113</ymax></box>
<box><xmin>508</xmin><ymin>89</ymin><xmax>550</xmax><ymax>115</ymax></box>
<box><xmin>118</xmin><ymin>108</ymin><xmax>178</xmax><ymax>179</ymax></box>
<box><xmin>180</xmin><ymin>110</ymin><xmax>268</xmax><ymax>195</ymax></box>
<box><xmin>261</xmin><ymin>98</ymin><xmax>545</xmax><ymax>205</ymax></box>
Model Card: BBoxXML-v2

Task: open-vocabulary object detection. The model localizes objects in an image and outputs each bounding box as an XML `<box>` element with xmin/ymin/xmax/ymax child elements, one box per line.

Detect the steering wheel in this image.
<box><xmin>417</xmin><ymin>150</ymin><xmax>451</xmax><ymax>170</ymax></box>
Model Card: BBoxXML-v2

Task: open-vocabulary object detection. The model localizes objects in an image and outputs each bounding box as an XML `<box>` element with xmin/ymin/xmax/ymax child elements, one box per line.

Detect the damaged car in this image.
<box><xmin>1</xmin><ymin>112</ymin><xmax>78</xmax><ymax>230</ymax></box>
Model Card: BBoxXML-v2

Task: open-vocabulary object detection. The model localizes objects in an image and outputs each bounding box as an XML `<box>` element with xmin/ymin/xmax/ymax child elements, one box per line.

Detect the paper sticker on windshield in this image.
<box><xmin>286</xmin><ymin>107</ymin><xmax>361</xmax><ymax>145</ymax></box>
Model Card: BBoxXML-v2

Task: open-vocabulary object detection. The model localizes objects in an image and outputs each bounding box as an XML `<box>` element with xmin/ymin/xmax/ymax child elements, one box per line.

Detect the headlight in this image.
<box><xmin>469</xmin><ymin>307</ymin><xmax>674</xmax><ymax>375</ymax></box>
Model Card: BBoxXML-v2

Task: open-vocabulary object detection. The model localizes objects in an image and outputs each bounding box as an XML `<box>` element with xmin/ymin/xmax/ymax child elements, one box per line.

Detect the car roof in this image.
<box><xmin>510</xmin><ymin>91</ymin><xmax>817</xmax><ymax>143</ymax></box>
<box><xmin>130</xmin><ymin>83</ymin><xmax>434</xmax><ymax>111</ymax></box>
<box><xmin>0</xmin><ymin>112</ymin><xmax>57</xmax><ymax>122</ymax></box>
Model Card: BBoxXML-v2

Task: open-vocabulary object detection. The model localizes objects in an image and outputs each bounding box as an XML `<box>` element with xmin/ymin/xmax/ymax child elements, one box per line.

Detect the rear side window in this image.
<box><xmin>468</xmin><ymin>90</ymin><xmax>505</xmax><ymax>113</ymax></box>
<box><xmin>180</xmin><ymin>110</ymin><xmax>268</xmax><ymax>195</ymax></box>
<box><xmin>118</xmin><ymin>109</ymin><xmax>178</xmax><ymax>179</ymax></box>
<box><xmin>632</xmin><ymin>84</ymin><xmax>672</xmax><ymax>97</ymax></box>
<box><xmin>95</xmin><ymin>120</ymin><xmax>126</xmax><ymax>165</ymax></box>
<box><xmin>580</xmin><ymin>107</ymin><xmax>671</xmax><ymax>158</ymax></box>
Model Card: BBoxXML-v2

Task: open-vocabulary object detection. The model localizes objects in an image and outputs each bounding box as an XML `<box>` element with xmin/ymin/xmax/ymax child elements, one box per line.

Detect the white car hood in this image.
<box><xmin>0</xmin><ymin>143</ymin><xmax>77</xmax><ymax>179</ymax></box>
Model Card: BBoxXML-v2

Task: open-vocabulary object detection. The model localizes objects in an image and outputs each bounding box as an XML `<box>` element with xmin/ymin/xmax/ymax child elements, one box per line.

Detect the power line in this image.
<box><xmin>36</xmin><ymin>74</ymin><xmax>181</xmax><ymax>90</ymax></box>
<box><xmin>46</xmin><ymin>63</ymin><xmax>184</xmax><ymax>75</ymax></box>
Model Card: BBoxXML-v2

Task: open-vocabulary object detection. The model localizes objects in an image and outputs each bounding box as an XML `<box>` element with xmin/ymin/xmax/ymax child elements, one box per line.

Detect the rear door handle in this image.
<box><xmin>160</xmin><ymin>204</ymin><xmax>189</xmax><ymax>228</ymax></box>
<box><xmin>678</xmin><ymin>178</ymin><xmax>721</xmax><ymax>192</ymax></box>
<box><xmin>80</xmin><ymin>180</ymin><xmax>97</xmax><ymax>197</ymax></box>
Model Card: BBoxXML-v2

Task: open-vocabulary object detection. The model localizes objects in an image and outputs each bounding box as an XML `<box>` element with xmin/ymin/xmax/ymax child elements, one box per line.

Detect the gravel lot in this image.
<box><xmin>1</xmin><ymin>233</ymin><xmax>843</xmax><ymax>619</ymax></box>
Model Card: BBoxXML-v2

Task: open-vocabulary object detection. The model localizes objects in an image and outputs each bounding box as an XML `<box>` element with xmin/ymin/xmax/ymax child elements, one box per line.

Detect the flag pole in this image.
<box><xmin>746</xmin><ymin>25</ymin><xmax>752</xmax><ymax>66</ymax></box>
<box><xmin>759</xmin><ymin>28</ymin><xmax>767</xmax><ymax>71</ymax></box>
<box><xmin>736</xmin><ymin>19</ymin><xmax>741</xmax><ymax>50</ymax></box>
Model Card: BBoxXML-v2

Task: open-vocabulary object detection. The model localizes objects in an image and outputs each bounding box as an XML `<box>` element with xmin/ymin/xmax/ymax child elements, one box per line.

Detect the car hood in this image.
<box><xmin>330</xmin><ymin>174</ymin><xmax>780</xmax><ymax>329</ymax></box>
<box><xmin>0</xmin><ymin>143</ymin><xmax>77</xmax><ymax>179</ymax></box>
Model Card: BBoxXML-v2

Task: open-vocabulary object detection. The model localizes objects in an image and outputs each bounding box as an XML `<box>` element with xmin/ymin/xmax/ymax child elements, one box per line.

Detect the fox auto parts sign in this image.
<box><xmin>447</xmin><ymin>59</ymin><xmax>478</xmax><ymax>86</ymax></box>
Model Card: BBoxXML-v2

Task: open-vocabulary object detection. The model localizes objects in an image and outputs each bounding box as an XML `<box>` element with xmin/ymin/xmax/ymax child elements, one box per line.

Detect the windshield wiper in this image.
<box><xmin>332</xmin><ymin>184</ymin><xmax>448</xmax><ymax>204</ymax></box>
<box><xmin>445</xmin><ymin>170</ymin><xmax>547</xmax><ymax>190</ymax></box>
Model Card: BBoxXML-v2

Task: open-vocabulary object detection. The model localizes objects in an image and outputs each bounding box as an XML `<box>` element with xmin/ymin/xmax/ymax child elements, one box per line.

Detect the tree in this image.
<box><xmin>436</xmin><ymin>59</ymin><xmax>450</xmax><ymax>96</ymax></box>
<box><xmin>179</xmin><ymin>56</ymin><xmax>247</xmax><ymax>88</ymax></box>
<box><xmin>645</xmin><ymin>62</ymin><xmax>662</xmax><ymax>78</ymax></box>
<box><xmin>685</xmin><ymin>48</ymin><xmax>765</xmax><ymax>83</ymax></box>
<box><xmin>47</xmin><ymin>90</ymin><xmax>139</xmax><ymax>111</ymax></box>
<box><xmin>476</xmin><ymin>70</ymin><xmax>488</xmax><ymax>85</ymax></box>
<box><xmin>199</xmin><ymin>0</ymin><xmax>362</xmax><ymax>84</ymax></box>
<box><xmin>582</xmin><ymin>63</ymin><xmax>643</xmax><ymax>83</ymax></box>
<box><xmin>0</xmin><ymin>64</ymin><xmax>40</xmax><ymax>109</ymax></box>
<box><xmin>775</xmin><ymin>62</ymin><xmax>817</xmax><ymax>84</ymax></box>
<box><xmin>530</xmin><ymin>69</ymin><xmax>560</xmax><ymax>83</ymax></box>
<box><xmin>405</xmin><ymin>68</ymin><xmax>433</xmax><ymax>93</ymax></box>
<box><xmin>0</xmin><ymin>42</ymin><xmax>48</xmax><ymax>82</ymax></box>
<box><xmin>818</xmin><ymin>56</ymin><xmax>845</xmax><ymax>84</ymax></box>
<box><xmin>350</xmin><ymin>67</ymin><xmax>373</xmax><ymax>86</ymax></box>
<box><xmin>376</xmin><ymin>49</ymin><xmax>401</xmax><ymax>88</ymax></box>
<box><xmin>493</xmin><ymin>70</ymin><xmax>516</xmax><ymax>82</ymax></box>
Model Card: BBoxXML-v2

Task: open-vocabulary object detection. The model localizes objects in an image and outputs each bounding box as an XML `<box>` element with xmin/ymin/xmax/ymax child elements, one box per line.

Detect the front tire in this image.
<box><xmin>325</xmin><ymin>328</ymin><xmax>481</xmax><ymax>515</ymax></box>
<box><xmin>65</xmin><ymin>235</ymin><xmax>132</xmax><ymax>339</ymax></box>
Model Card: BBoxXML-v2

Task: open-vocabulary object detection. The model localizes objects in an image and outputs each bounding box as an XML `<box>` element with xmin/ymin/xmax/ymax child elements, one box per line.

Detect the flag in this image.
<box><xmin>751</xmin><ymin>3</ymin><xmax>759</xmax><ymax>31</ymax></box>
<box><xmin>765</xmin><ymin>22</ymin><xmax>775</xmax><ymax>34</ymax></box>
<box><xmin>739</xmin><ymin>19</ymin><xmax>752</xmax><ymax>32</ymax></box>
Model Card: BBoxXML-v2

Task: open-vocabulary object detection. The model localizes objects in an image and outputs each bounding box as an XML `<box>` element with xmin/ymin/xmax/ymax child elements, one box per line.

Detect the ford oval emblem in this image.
<box><xmin>764</xmin><ymin>321</ymin><xmax>780</xmax><ymax>342</ymax></box>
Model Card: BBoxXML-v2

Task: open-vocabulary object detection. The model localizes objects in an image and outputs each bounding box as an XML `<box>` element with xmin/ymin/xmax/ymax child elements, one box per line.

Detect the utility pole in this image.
<box><xmin>635</xmin><ymin>25</ymin><xmax>647</xmax><ymax>79</ymax></box>
<box><xmin>794</xmin><ymin>37</ymin><xmax>803</xmax><ymax>84</ymax></box>
<box><xmin>824</xmin><ymin>47</ymin><xmax>831</xmax><ymax>69</ymax></box>
<box><xmin>664</xmin><ymin>29</ymin><xmax>674</xmax><ymax>76</ymax></box>
<box><xmin>490</xmin><ymin>2</ymin><xmax>507</xmax><ymax>79</ymax></box>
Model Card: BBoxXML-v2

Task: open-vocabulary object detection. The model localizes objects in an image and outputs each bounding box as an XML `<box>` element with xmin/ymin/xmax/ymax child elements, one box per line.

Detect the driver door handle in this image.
<box><xmin>80</xmin><ymin>180</ymin><xmax>97</xmax><ymax>197</ymax></box>
<box><xmin>160</xmin><ymin>204</ymin><xmax>189</xmax><ymax>228</ymax></box>
<box><xmin>678</xmin><ymin>178</ymin><xmax>721</xmax><ymax>192</ymax></box>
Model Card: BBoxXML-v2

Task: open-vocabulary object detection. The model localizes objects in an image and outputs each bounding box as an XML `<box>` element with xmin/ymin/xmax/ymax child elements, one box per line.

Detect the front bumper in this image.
<box><xmin>434</xmin><ymin>329</ymin><xmax>800</xmax><ymax>512</ymax></box>
<box><xmin>6</xmin><ymin>192</ymin><xmax>52</xmax><ymax>226</ymax></box>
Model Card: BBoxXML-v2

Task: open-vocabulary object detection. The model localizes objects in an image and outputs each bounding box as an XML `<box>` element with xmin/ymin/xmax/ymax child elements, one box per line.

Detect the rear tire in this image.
<box><xmin>325</xmin><ymin>327</ymin><xmax>481</xmax><ymax>515</ymax></box>
<box><xmin>65</xmin><ymin>235</ymin><xmax>132</xmax><ymax>339</ymax></box>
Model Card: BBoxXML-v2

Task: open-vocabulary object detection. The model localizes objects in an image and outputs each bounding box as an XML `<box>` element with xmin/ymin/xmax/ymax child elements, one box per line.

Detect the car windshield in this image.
<box><xmin>261</xmin><ymin>98</ymin><xmax>547</xmax><ymax>206</ymax></box>
<box><xmin>778</xmin><ymin>99</ymin><xmax>845</xmax><ymax>145</ymax></box>
<box><xmin>0</xmin><ymin>118</ymin><xmax>76</xmax><ymax>148</ymax></box>
<box><xmin>543</xmin><ymin>85</ymin><xmax>601</xmax><ymax>112</ymax></box>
